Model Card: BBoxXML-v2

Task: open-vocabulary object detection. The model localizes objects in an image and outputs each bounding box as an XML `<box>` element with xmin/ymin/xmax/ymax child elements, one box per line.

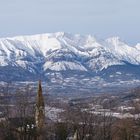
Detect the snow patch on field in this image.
<box><xmin>45</xmin><ymin>106</ymin><xmax>64</xmax><ymax>122</ymax></box>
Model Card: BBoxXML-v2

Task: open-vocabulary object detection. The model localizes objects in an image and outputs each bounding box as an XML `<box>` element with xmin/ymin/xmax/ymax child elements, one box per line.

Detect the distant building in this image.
<box><xmin>73</xmin><ymin>130</ymin><xmax>79</xmax><ymax>140</ymax></box>
<box><xmin>35</xmin><ymin>80</ymin><xmax>45</xmax><ymax>131</ymax></box>
<box><xmin>6</xmin><ymin>80</ymin><xmax>46</xmax><ymax>140</ymax></box>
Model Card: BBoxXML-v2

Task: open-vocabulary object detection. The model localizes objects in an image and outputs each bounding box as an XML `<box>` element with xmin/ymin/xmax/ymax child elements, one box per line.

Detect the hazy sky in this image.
<box><xmin>0</xmin><ymin>0</ymin><xmax>140</xmax><ymax>45</ymax></box>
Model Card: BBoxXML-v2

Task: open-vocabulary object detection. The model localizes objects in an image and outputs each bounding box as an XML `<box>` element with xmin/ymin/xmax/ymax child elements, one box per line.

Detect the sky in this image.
<box><xmin>0</xmin><ymin>0</ymin><xmax>140</xmax><ymax>45</ymax></box>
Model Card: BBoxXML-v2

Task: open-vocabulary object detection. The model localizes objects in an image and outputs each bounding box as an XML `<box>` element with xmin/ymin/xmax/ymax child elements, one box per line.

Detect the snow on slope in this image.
<box><xmin>0</xmin><ymin>32</ymin><xmax>139</xmax><ymax>73</ymax></box>
<box><xmin>43</xmin><ymin>61</ymin><xmax>87</xmax><ymax>71</ymax></box>
<box><xmin>106</xmin><ymin>37</ymin><xmax>140</xmax><ymax>64</ymax></box>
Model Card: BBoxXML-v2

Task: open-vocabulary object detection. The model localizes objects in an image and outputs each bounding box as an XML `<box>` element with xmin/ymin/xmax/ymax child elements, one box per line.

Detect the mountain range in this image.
<box><xmin>0</xmin><ymin>32</ymin><xmax>140</xmax><ymax>84</ymax></box>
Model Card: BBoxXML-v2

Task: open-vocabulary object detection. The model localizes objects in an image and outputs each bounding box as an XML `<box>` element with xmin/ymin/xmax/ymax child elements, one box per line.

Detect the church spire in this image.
<box><xmin>35</xmin><ymin>80</ymin><xmax>45</xmax><ymax>130</ymax></box>
<box><xmin>37</xmin><ymin>80</ymin><xmax>44</xmax><ymax>107</ymax></box>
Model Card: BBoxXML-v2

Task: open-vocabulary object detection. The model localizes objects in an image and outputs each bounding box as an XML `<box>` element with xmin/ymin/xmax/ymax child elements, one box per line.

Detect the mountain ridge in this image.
<box><xmin>0</xmin><ymin>32</ymin><xmax>140</xmax><ymax>81</ymax></box>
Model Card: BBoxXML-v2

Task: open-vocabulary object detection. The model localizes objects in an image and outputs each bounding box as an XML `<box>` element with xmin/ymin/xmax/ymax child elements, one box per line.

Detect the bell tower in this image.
<box><xmin>35</xmin><ymin>80</ymin><xmax>45</xmax><ymax>130</ymax></box>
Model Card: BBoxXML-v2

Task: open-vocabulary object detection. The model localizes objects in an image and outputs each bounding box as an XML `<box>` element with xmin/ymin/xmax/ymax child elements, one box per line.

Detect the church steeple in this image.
<box><xmin>35</xmin><ymin>80</ymin><xmax>45</xmax><ymax>130</ymax></box>
<box><xmin>37</xmin><ymin>80</ymin><xmax>44</xmax><ymax>107</ymax></box>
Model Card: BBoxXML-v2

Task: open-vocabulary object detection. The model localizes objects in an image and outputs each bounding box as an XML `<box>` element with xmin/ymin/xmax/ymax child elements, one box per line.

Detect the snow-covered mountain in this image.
<box><xmin>0</xmin><ymin>32</ymin><xmax>140</xmax><ymax>81</ymax></box>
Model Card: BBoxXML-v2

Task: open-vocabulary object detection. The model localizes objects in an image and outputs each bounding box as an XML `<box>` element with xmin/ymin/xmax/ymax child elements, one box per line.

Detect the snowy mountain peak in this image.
<box><xmin>135</xmin><ymin>43</ymin><xmax>140</xmax><ymax>50</ymax></box>
<box><xmin>106</xmin><ymin>36</ymin><xmax>121</xmax><ymax>42</ymax></box>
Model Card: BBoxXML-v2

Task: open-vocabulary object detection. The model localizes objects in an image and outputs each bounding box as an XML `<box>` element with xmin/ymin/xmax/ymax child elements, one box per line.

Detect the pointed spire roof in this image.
<box><xmin>36</xmin><ymin>80</ymin><xmax>44</xmax><ymax>107</ymax></box>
